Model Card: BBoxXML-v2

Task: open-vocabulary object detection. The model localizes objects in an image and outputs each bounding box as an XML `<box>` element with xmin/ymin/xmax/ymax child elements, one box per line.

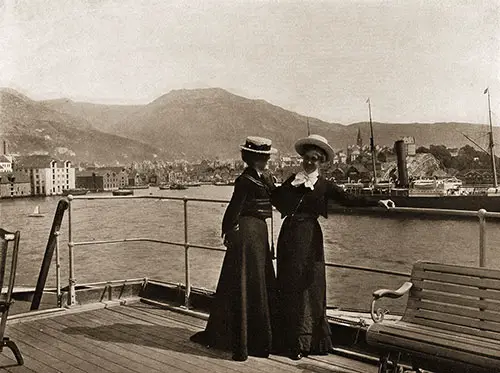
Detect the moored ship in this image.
<box><xmin>329</xmin><ymin>92</ymin><xmax>500</xmax><ymax>214</ymax></box>
<box><xmin>62</xmin><ymin>188</ymin><xmax>89</xmax><ymax>196</ymax></box>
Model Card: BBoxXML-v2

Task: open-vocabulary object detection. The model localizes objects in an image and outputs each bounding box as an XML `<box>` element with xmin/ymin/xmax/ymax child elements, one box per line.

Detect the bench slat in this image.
<box><xmin>404</xmin><ymin>308</ymin><xmax>500</xmax><ymax>334</ymax></box>
<box><xmin>412</xmin><ymin>279</ymin><xmax>500</xmax><ymax>302</ymax></box>
<box><xmin>412</xmin><ymin>269</ymin><xmax>500</xmax><ymax>291</ymax></box>
<box><xmin>407</xmin><ymin>299</ymin><xmax>500</xmax><ymax>324</ymax></box>
<box><xmin>367</xmin><ymin>329</ymin><xmax>500</xmax><ymax>369</ymax></box>
<box><xmin>373</xmin><ymin>321</ymin><xmax>500</xmax><ymax>352</ymax></box>
<box><xmin>415</xmin><ymin>262</ymin><xmax>500</xmax><ymax>280</ymax></box>
<box><xmin>402</xmin><ymin>316</ymin><xmax>500</xmax><ymax>342</ymax></box>
<box><xmin>409</xmin><ymin>290</ymin><xmax>500</xmax><ymax>313</ymax></box>
<box><xmin>369</xmin><ymin>322</ymin><xmax>500</xmax><ymax>355</ymax></box>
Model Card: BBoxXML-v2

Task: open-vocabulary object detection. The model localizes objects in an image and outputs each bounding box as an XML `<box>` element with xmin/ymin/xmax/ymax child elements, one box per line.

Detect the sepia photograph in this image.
<box><xmin>0</xmin><ymin>0</ymin><xmax>499</xmax><ymax>371</ymax></box>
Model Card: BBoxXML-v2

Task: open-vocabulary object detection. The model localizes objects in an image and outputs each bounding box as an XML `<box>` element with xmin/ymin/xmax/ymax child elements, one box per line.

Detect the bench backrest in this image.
<box><xmin>402</xmin><ymin>261</ymin><xmax>500</xmax><ymax>341</ymax></box>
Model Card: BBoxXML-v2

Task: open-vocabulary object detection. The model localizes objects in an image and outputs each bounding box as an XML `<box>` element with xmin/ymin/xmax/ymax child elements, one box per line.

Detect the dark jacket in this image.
<box><xmin>221</xmin><ymin>167</ymin><xmax>275</xmax><ymax>236</ymax></box>
<box><xmin>272</xmin><ymin>174</ymin><xmax>377</xmax><ymax>219</ymax></box>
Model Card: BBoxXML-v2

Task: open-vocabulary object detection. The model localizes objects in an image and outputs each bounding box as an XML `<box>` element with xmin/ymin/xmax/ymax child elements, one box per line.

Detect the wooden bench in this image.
<box><xmin>366</xmin><ymin>261</ymin><xmax>500</xmax><ymax>373</ymax></box>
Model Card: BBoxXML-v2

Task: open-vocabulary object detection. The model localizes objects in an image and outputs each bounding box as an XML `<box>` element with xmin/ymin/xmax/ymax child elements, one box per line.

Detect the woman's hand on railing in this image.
<box><xmin>378</xmin><ymin>199</ymin><xmax>395</xmax><ymax>209</ymax></box>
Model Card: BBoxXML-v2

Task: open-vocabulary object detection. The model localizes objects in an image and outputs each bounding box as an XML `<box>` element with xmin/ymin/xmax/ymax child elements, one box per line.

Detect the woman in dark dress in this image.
<box><xmin>271</xmin><ymin>134</ymin><xmax>392</xmax><ymax>360</ymax></box>
<box><xmin>190</xmin><ymin>136</ymin><xmax>277</xmax><ymax>361</ymax></box>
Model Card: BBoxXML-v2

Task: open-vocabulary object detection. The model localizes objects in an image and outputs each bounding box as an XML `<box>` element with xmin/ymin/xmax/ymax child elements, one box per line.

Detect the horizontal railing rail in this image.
<box><xmin>73</xmin><ymin>237</ymin><xmax>226</xmax><ymax>252</ymax></box>
<box><xmin>324</xmin><ymin>262</ymin><xmax>410</xmax><ymax>277</ymax></box>
<box><xmin>64</xmin><ymin>194</ymin><xmax>498</xmax><ymax>309</ymax></box>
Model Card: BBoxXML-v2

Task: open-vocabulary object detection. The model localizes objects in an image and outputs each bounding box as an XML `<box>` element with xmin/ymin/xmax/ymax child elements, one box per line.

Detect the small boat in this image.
<box><xmin>112</xmin><ymin>189</ymin><xmax>133</xmax><ymax>196</ymax></box>
<box><xmin>170</xmin><ymin>183</ymin><xmax>188</xmax><ymax>190</ymax></box>
<box><xmin>62</xmin><ymin>188</ymin><xmax>89</xmax><ymax>196</ymax></box>
<box><xmin>119</xmin><ymin>185</ymin><xmax>149</xmax><ymax>190</ymax></box>
<box><xmin>158</xmin><ymin>184</ymin><xmax>170</xmax><ymax>190</ymax></box>
<box><xmin>185</xmin><ymin>182</ymin><xmax>201</xmax><ymax>187</ymax></box>
<box><xmin>28</xmin><ymin>205</ymin><xmax>45</xmax><ymax>217</ymax></box>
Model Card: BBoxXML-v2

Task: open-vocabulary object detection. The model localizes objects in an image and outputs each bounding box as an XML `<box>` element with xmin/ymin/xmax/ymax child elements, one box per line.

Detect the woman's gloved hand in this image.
<box><xmin>223</xmin><ymin>227</ymin><xmax>240</xmax><ymax>248</ymax></box>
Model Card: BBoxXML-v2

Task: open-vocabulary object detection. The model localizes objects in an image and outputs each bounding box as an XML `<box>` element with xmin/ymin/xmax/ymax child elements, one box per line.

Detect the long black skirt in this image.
<box><xmin>275</xmin><ymin>217</ymin><xmax>333</xmax><ymax>354</ymax></box>
<box><xmin>190</xmin><ymin>216</ymin><xmax>276</xmax><ymax>359</ymax></box>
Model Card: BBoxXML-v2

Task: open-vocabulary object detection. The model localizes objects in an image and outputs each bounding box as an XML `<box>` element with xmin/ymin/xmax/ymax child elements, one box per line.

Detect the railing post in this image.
<box><xmin>183</xmin><ymin>196</ymin><xmax>191</xmax><ymax>309</ymax></box>
<box><xmin>478</xmin><ymin>209</ymin><xmax>487</xmax><ymax>267</ymax></box>
<box><xmin>55</xmin><ymin>231</ymin><xmax>61</xmax><ymax>307</ymax></box>
<box><xmin>67</xmin><ymin>196</ymin><xmax>76</xmax><ymax>306</ymax></box>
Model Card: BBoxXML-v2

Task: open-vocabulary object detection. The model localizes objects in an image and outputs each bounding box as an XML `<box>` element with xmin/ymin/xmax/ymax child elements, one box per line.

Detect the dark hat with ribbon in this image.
<box><xmin>240</xmin><ymin>136</ymin><xmax>277</xmax><ymax>154</ymax></box>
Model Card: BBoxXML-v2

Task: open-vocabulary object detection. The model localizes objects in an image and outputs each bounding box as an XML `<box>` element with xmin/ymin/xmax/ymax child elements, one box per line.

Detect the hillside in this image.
<box><xmin>0</xmin><ymin>89</ymin><xmax>162</xmax><ymax>164</ymax></box>
<box><xmin>6</xmin><ymin>87</ymin><xmax>498</xmax><ymax>162</ymax></box>
<box><xmin>41</xmin><ymin>98</ymin><xmax>142</xmax><ymax>134</ymax></box>
<box><xmin>347</xmin><ymin>121</ymin><xmax>493</xmax><ymax>153</ymax></box>
<box><xmin>45</xmin><ymin>88</ymin><xmax>496</xmax><ymax>160</ymax></box>
<box><xmin>46</xmin><ymin>88</ymin><xmax>345</xmax><ymax>160</ymax></box>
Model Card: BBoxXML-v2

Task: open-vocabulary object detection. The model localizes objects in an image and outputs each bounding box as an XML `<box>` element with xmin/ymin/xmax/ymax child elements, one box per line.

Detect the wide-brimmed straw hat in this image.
<box><xmin>240</xmin><ymin>136</ymin><xmax>277</xmax><ymax>154</ymax></box>
<box><xmin>295</xmin><ymin>134</ymin><xmax>334</xmax><ymax>162</ymax></box>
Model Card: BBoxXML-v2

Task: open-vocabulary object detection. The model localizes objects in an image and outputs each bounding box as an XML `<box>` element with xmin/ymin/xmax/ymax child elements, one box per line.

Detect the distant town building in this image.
<box><xmin>347</xmin><ymin>146</ymin><xmax>361</xmax><ymax>163</ymax></box>
<box><xmin>0</xmin><ymin>172</ymin><xmax>31</xmax><ymax>198</ymax></box>
<box><xmin>100</xmin><ymin>168</ymin><xmax>128</xmax><ymax>190</ymax></box>
<box><xmin>75</xmin><ymin>171</ymin><xmax>102</xmax><ymax>191</ymax></box>
<box><xmin>14</xmin><ymin>156</ymin><xmax>75</xmax><ymax>196</ymax></box>
<box><xmin>449</xmin><ymin>148</ymin><xmax>459</xmax><ymax>157</ymax></box>
<box><xmin>128</xmin><ymin>171</ymin><xmax>142</xmax><ymax>186</ymax></box>
<box><xmin>0</xmin><ymin>155</ymin><xmax>12</xmax><ymax>172</ymax></box>
<box><xmin>0</xmin><ymin>140</ymin><xmax>13</xmax><ymax>172</ymax></box>
<box><xmin>402</xmin><ymin>136</ymin><xmax>416</xmax><ymax>156</ymax></box>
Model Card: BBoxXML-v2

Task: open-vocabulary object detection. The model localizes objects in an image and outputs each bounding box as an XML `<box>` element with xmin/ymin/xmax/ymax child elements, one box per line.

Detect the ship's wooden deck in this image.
<box><xmin>0</xmin><ymin>300</ymin><xmax>377</xmax><ymax>373</ymax></box>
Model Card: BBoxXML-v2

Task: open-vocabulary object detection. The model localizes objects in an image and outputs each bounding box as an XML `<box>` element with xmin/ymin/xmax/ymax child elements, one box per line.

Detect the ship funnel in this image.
<box><xmin>394</xmin><ymin>140</ymin><xmax>409</xmax><ymax>188</ymax></box>
<box><xmin>2</xmin><ymin>141</ymin><xmax>6</xmax><ymax>155</ymax></box>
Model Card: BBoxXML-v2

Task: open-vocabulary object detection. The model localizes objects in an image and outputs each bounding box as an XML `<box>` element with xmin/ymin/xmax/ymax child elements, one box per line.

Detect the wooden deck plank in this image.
<box><xmin>10</xmin><ymin>322</ymin><xmax>130</xmax><ymax>373</ymax></box>
<box><xmin>101</xmin><ymin>306</ymin><xmax>298</xmax><ymax>373</ymax></box>
<box><xmin>30</xmin><ymin>317</ymin><xmax>165</xmax><ymax>373</ymax></box>
<box><xmin>3</xmin><ymin>303</ymin><xmax>376</xmax><ymax>373</ymax></box>
<box><xmin>0</xmin><ymin>335</ymin><xmax>63</xmax><ymax>373</ymax></box>
<box><xmin>109</xmin><ymin>303</ymin><xmax>372</xmax><ymax>373</ymax></box>
<box><xmin>131</xmin><ymin>303</ymin><xmax>208</xmax><ymax>327</ymax></box>
<box><xmin>63</xmin><ymin>313</ymin><xmax>252</xmax><ymax>373</ymax></box>
<box><xmin>86</xmin><ymin>308</ymin><xmax>273</xmax><ymax>373</ymax></box>
<box><xmin>67</xmin><ymin>310</ymin><xmax>239</xmax><ymax>373</ymax></box>
<box><xmin>32</xmin><ymin>313</ymin><xmax>191</xmax><ymax>373</ymax></box>
<box><xmin>43</xmin><ymin>314</ymin><xmax>194</xmax><ymax>373</ymax></box>
<box><xmin>3</xmin><ymin>328</ymin><xmax>88</xmax><ymax>373</ymax></box>
<box><xmin>0</xmin><ymin>351</ymin><xmax>35</xmax><ymax>373</ymax></box>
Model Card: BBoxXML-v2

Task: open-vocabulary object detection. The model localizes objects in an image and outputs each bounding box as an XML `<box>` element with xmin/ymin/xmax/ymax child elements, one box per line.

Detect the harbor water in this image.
<box><xmin>1</xmin><ymin>185</ymin><xmax>499</xmax><ymax>313</ymax></box>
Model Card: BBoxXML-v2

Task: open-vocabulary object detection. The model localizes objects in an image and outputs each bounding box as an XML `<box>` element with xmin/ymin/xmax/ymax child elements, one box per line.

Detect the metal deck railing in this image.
<box><xmin>36</xmin><ymin>194</ymin><xmax>500</xmax><ymax>309</ymax></box>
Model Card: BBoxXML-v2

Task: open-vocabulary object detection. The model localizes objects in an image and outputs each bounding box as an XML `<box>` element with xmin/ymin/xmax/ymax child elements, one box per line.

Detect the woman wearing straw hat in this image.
<box><xmin>271</xmin><ymin>134</ymin><xmax>392</xmax><ymax>360</ymax></box>
<box><xmin>190</xmin><ymin>136</ymin><xmax>278</xmax><ymax>361</ymax></box>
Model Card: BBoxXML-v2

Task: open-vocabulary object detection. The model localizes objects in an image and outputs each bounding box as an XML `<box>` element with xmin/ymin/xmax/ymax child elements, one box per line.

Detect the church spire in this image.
<box><xmin>356</xmin><ymin>128</ymin><xmax>362</xmax><ymax>148</ymax></box>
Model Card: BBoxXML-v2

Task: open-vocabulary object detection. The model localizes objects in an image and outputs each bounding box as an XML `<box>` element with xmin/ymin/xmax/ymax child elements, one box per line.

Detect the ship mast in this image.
<box><xmin>367</xmin><ymin>98</ymin><xmax>377</xmax><ymax>185</ymax></box>
<box><xmin>486</xmin><ymin>88</ymin><xmax>498</xmax><ymax>187</ymax></box>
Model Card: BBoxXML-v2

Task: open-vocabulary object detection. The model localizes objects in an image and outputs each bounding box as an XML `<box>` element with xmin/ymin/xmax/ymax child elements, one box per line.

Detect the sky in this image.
<box><xmin>1</xmin><ymin>0</ymin><xmax>499</xmax><ymax>125</ymax></box>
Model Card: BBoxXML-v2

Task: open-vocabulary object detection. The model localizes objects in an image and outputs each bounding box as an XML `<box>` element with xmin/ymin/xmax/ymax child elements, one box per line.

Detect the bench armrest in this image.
<box><xmin>373</xmin><ymin>281</ymin><xmax>413</xmax><ymax>300</ymax></box>
<box><xmin>370</xmin><ymin>281</ymin><xmax>413</xmax><ymax>323</ymax></box>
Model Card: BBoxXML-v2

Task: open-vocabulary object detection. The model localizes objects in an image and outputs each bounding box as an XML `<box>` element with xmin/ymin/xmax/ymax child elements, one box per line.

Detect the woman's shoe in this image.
<box><xmin>289</xmin><ymin>349</ymin><xmax>302</xmax><ymax>360</ymax></box>
<box><xmin>232</xmin><ymin>353</ymin><xmax>248</xmax><ymax>361</ymax></box>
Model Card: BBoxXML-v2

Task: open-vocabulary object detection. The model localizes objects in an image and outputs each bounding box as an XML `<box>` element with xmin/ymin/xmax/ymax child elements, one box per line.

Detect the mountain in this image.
<box><xmin>41</xmin><ymin>98</ymin><xmax>142</xmax><ymax>134</ymax></box>
<box><xmin>0</xmin><ymin>89</ymin><xmax>162</xmax><ymax>164</ymax></box>
<box><xmin>45</xmin><ymin>88</ymin><xmax>496</xmax><ymax>160</ymax></box>
<box><xmin>45</xmin><ymin>88</ymin><xmax>345</xmax><ymax>160</ymax></box>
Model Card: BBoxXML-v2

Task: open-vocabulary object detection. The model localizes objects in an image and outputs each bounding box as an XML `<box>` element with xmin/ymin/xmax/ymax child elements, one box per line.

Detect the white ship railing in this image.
<box><xmin>60</xmin><ymin>194</ymin><xmax>500</xmax><ymax>308</ymax></box>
